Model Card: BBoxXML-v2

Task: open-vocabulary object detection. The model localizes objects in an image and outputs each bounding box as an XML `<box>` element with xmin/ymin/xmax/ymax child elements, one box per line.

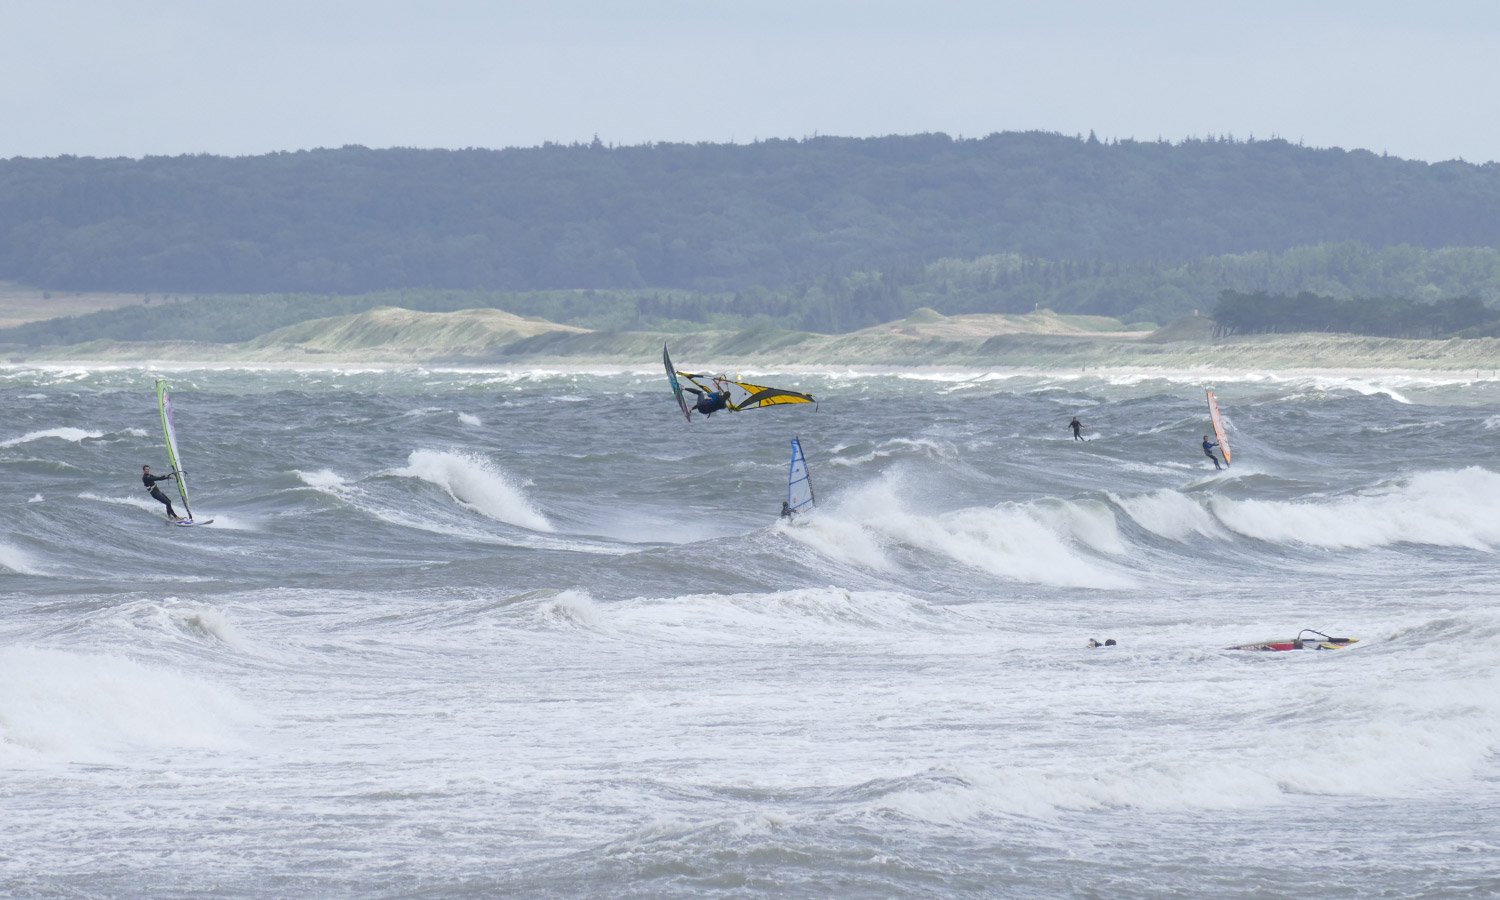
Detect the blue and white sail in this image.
<box><xmin>786</xmin><ymin>436</ymin><xmax>815</xmax><ymax>516</ymax></box>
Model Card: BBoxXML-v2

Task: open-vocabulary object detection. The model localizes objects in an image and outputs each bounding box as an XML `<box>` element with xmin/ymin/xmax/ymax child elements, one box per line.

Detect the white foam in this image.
<box><xmin>0</xmin><ymin>646</ymin><xmax>260</xmax><ymax>766</ymax></box>
<box><xmin>869</xmin><ymin>662</ymin><xmax>1500</xmax><ymax>823</ymax></box>
<box><xmin>1</xmin><ymin>427</ymin><xmax>103</xmax><ymax>448</ymax></box>
<box><xmin>905</xmin><ymin>504</ymin><xmax>1135</xmax><ymax>588</ymax></box>
<box><xmin>780</xmin><ymin>512</ymin><xmax>895</xmax><ymax>572</ymax></box>
<box><xmin>826</xmin><ymin>437</ymin><xmax>958</xmax><ymax>468</ymax></box>
<box><xmin>105</xmin><ymin>598</ymin><xmax>243</xmax><ymax>646</ymax></box>
<box><xmin>458</xmin><ymin>412</ymin><xmax>483</xmax><ymax>427</ymax></box>
<box><xmin>1211</xmin><ymin>468</ymin><xmax>1500</xmax><ymax>550</ymax></box>
<box><xmin>536</xmin><ymin>590</ymin><xmax>605</xmax><ymax>628</ymax></box>
<box><xmin>396</xmin><ymin>450</ymin><xmax>553</xmax><ymax>532</ymax></box>
<box><xmin>295</xmin><ymin>468</ymin><xmax>351</xmax><ymax>493</ymax></box>
<box><xmin>1113</xmin><ymin>489</ymin><xmax>1227</xmax><ymax>541</ymax></box>
<box><xmin>80</xmin><ymin>491</ymin><xmax>161</xmax><ymax>512</ymax></box>
<box><xmin>616</xmin><ymin>587</ymin><xmax>951</xmax><ymax>641</ymax></box>
<box><xmin>0</xmin><ymin>541</ymin><xmax>43</xmax><ymax>575</ymax></box>
<box><xmin>27</xmin><ymin>494</ymin><xmax>43</xmax><ymax>504</ymax></box>
<box><xmin>791</xmin><ymin>477</ymin><xmax>1134</xmax><ymax>589</ymax></box>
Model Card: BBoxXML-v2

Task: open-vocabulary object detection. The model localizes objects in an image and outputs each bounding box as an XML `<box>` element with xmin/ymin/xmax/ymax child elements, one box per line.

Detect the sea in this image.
<box><xmin>2</xmin><ymin>363</ymin><xmax>1498</xmax><ymax>897</ymax></box>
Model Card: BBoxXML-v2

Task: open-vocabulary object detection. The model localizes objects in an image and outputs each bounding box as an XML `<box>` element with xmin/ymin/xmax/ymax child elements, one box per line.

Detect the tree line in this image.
<box><xmin>1212</xmin><ymin>290</ymin><xmax>1500</xmax><ymax>338</ymax></box>
<box><xmin>4</xmin><ymin>132</ymin><xmax>1500</xmax><ymax>304</ymax></box>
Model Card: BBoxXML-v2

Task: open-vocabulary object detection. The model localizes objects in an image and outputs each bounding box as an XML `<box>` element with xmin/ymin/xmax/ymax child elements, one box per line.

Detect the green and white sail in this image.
<box><xmin>155</xmin><ymin>379</ymin><xmax>194</xmax><ymax>520</ymax></box>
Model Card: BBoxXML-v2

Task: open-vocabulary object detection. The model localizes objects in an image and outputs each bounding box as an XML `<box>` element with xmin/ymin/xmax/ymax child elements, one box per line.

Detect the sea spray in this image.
<box><xmin>0</xmin><ymin>646</ymin><xmax>259</xmax><ymax>765</ymax></box>
<box><xmin>397</xmin><ymin>449</ymin><xmax>553</xmax><ymax>532</ymax></box>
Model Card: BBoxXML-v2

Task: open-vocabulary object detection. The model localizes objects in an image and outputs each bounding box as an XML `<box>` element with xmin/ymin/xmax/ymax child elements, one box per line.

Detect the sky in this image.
<box><xmin>3</xmin><ymin>0</ymin><xmax>1498</xmax><ymax>162</ymax></box>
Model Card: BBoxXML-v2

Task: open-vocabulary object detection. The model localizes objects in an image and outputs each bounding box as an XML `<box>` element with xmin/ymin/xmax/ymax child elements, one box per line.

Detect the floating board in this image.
<box><xmin>785</xmin><ymin>436</ymin><xmax>815</xmax><ymax>517</ymax></box>
<box><xmin>169</xmin><ymin>518</ymin><xmax>215</xmax><ymax>527</ymax></box>
<box><xmin>1227</xmin><ymin>630</ymin><xmax>1357</xmax><ymax>651</ymax></box>
<box><xmin>663</xmin><ymin>344</ymin><xmax>691</xmax><ymax>422</ymax></box>
<box><xmin>1206</xmin><ymin>389</ymin><xmax>1232</xmax><ymax>466</ymax></box>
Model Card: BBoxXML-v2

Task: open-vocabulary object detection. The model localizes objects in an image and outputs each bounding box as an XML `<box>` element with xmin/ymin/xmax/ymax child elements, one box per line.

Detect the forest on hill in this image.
<box><xmin>5</xmin><ymin>131</ymin><xmax>1500</xmax><ymax>345</ymax></box>
<box><xmin>3</xmin><ymin>132</ymin><xmax>1500</xmax><ymax>304</ymax></box>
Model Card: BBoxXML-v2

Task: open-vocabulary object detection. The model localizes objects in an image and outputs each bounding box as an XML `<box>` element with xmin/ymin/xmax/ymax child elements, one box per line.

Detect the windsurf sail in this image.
<box><xmin>1206</xmin><ymin>389</ymin><xmax>1232</xmax><ymax>466</ymax></box>
<box><xmin>786</xmin><ymin>436</ymin><xmax>815</xmax><ymax>516</ymax></box>
<box><xmin>676</xmin><ymin>371</ymin><xmax>816</xmax><ymax>412</ymax></box>
<box><xmin>155</xmin><ymin>379</ymin><xmax>195</xmax><ymax>521</ymax></box>
<box><xmin>663</xmin><ymin>344</ymin><xmax>691</xmax><ymax>422</ymax></box>
<box><xmin>1227</xmin><ymin>629</ymin><xmax>1358</xmax><ymax>651</ymax></box>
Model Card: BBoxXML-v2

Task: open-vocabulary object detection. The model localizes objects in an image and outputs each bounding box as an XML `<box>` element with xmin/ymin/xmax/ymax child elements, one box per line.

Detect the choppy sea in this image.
<box><xmin>3</xmin><ymin>364</ymin><xmax>1498</xmax><ymax>896</ymax></box>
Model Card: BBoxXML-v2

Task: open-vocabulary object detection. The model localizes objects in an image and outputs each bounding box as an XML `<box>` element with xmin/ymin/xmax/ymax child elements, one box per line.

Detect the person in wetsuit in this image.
<box><xmin>684</xmin><ymin>384</ymin><xmax>730</xmax><ymax>417</ymax></box>
<box><xmin>142</xmin><ymin>464</ymin><xmax>181</xmax><ymax>519</ymax></box>
<box><xmin>1202</xmin><ymin>435</ymin><xmax>1223</xmax><ymax>470</ymax></box>
<box><xmin>780</xmin><ymin>500</ymin><xmax>793</xmax><ymax>519</ymax></box>
<box><xmin>1069</xmin><ymin>417</ymin><xmax>1084</xmax><ymax>441</ymax></box>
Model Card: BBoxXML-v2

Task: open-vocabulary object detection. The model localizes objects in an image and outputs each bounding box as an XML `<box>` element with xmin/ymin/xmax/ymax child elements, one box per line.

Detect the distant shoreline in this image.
<box><xmin>7</xmin><ymin>360</ymin><xmax>1499</xmax><ymax>384</ymax></box>
<box><xmin>6</xmin><ymin>306</ymin><xmax>1500</xmax><ymax>376</ymax></box>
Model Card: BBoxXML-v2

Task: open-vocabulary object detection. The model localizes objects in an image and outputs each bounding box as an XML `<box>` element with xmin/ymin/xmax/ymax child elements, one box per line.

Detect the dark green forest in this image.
<box><xmin>1212</xmin><ymin>290</ymin><xmax>1500</xmax><ymax>338</ymax></box>
<box><xmin>4</xmin><ymin>131</ymin><xmax>1500</xmax><ymax>340</ymax></box>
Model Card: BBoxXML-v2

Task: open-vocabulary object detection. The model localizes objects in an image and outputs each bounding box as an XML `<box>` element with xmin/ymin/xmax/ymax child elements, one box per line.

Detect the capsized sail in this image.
<box><xmin>676</xmin><ymin>371</ymin><xmax>816</xmax><ymax>412</ymax></box>
<box><xmin>1227</xmin><ymin>629</ymin><xmax>1358</xmax><ymax>651</ymax></box>
<box><xmin>786</xmin><ymin>436</ymin><xmax>815</xmax><ymax>516</ymax></box>
<box><xmin>1206</xmin><ymin>389</ymin><xmax>1232</xmax><ymax>466</ymax></box>
<box><xmin>155</xmin><ymin>379</ymin><xmax>194</xmax><ymax>520</ymax></box>
<box><xmin>663</xmin><ymin>344</ymin><xmax>691</xmax><ymax>422</ymax></box>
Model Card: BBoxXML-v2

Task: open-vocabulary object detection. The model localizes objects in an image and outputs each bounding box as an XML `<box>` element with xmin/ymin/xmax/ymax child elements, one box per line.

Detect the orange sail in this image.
<box><xmin>1206</xmin><ymin>390</ymin><xmax>1232</xmax><ymax>466</ymax></box>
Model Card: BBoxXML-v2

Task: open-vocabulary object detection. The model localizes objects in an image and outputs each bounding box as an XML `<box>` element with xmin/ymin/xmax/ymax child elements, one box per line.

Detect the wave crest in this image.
<box><xmin>1</xmin><ymin>427</ymin><xmax>103</xmax><ymax>448</ymax></box>
<box><xmin>397</xmin><ymin>450</ymin><xmax>552</xmax><ymax>532</ymax></box>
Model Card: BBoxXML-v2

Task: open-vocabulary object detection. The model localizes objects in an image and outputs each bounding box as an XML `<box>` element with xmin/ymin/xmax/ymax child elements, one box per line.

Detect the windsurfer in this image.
<box><xmin>1201</xmin><ymin>436</ymin><xmax>1222</xmax><ymax>470</ymax></box>
<box><xmin>1069</xmin><ymin>417</ymin><xmax>1084</xmax><ymax>440</ymax></box>
<box><xmin>142</xmin><ymin>465</ymin><xmax>181</xmax><ymax>519</ymax></box>
<box><xmin>684</xmin><ymin>385</ymin><xmax>730</xmax><ymax>417</ymax></box>
<box><xmin>780</xmin><ymin>500</ymin><xmax>793</xmax><ymax>518</ymax></box>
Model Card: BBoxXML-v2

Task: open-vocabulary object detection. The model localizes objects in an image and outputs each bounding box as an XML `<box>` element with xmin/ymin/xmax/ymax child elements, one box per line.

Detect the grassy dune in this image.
<box><xmin>16</xmin><ymin>306</ymin><xmax>1500</xmax><ymax>373</ymax></box>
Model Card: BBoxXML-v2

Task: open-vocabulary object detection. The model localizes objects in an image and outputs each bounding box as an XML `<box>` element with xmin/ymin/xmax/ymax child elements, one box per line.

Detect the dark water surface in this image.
<box><xmin>3</xmin><ymin>364</ymin><xmax>1498</xmax><ymax>896</ymax></box>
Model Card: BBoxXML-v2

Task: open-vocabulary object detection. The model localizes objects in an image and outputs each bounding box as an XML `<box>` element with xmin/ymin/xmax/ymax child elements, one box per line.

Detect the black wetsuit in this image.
<box><xmin>143</xmin><ymin>472</ymin><xmax>178</xmax><ymax>517</ymax></box>
<box><xmin>1069</xmin><ymin>419</ymin><xmax>1083</xmax><ymax>440</ymax></box>
<box><xmin>685</xmin><ymin>387</ymin><xmax>729</xmax><ymax>416</ymax></box>
<box><xmin>1202</xmin><ymin>439</ymin><xmax>1222</xmax><ymax>470</ymax></box>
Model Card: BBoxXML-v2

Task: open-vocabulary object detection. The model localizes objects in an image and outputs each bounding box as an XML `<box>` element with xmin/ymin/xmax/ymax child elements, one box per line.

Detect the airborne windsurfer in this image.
<box><xmin>684</xmin><ymin>384</ymin><xmax>730</xmax><ymax>417</ymax></box>
<box><xmin>1201</xmin><ymin>436</ymin><xmax>1223</xmax><ymax>470</ymax></box>
<box><xmin>142</xmin><ymin>464</ymin><xmax>181</xmax><ymax>519</ymax></box>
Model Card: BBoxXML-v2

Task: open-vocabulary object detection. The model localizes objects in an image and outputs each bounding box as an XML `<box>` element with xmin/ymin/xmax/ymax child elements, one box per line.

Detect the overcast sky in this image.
<box><xmin>3</xmin><ymin>0</ymin><xmax>1497</xmax><ymax>162</ymax></box>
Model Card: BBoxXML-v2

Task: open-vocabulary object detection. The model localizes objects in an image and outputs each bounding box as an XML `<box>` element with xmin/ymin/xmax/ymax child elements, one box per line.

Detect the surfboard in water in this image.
<box><xmin>1206</xmin><ymin>389</ymin><xmax>1232</xmax><ymax>466</ymax></box>
<box><xmin>663</xmin><ymin>344</ymin><xmax>691</xmax><ymax>422</ymax></box>
<box><xmin>156</xmin><ymin>379</ymin><xmax>207</xmax><ymax>525</ymax></box>
<box><xmin>785</xmin><ymin>436</ymin><xmax>815</xmax><ymax>517</ymax></box>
